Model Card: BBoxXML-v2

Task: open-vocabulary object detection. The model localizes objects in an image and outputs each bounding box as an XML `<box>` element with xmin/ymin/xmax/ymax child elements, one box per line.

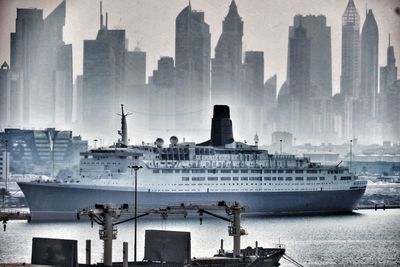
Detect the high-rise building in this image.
<box><xmin>339</xmin><ymin>0</ymin><xmax>360</xmax><ymax>141</ymax></box>
<box><xmin>10</xmin><ymin>1</ymin><xmax>72</xmax><ymax>127</ymax></box>
<box><xmin>340</xmin><ymin>0</ymin><xmax>360</xmax><ymax>98</ymax></box>
<box><xmin>10</xmin><ymin>8</ymin><xmax>43</xmax><ymax>125</ymax></box>
<box><xmin>263</xmin><ymin>74</ymin><xmax>277</xmax><ymax>144</ymax></box>
<box><xmin>175</xmin><ymin>3</ymin><xmax>211</xmax><ymax>132</ymax></box>
<box><xmin>380</xmin><ymin>37</ymin><xmax>399</xmax><ymax>142</ymax></box>
<box><xmin>0</xmin><ymin>62</ymin><xmax>10</xmax><ymax>128</ymax></box>
<box><xmin>292</xmin><ymin>15</ymin><xmax>332</xmax><ymax>98</ymax></box>
<box><xmin>82</xmin><ymin>4</ymin><xmax>127</xmax><ymax>141</ymax></box>
<box><xmin>380</xmin><ymin>35</ymin><xmax>397</xmax><ymax>96</ymax></box>
<box><xmin>360</xmin><ymin>9</ymin><xmax>379</xmax><ymax>119</ymax></box>
<box><xmin>211</xmin><ymin>0</ymin><xmax>243</xmax><ymax>107</ymax></box>
<box><xmin>288</xmin><ymin>21</ymin><xmax>311</xmax><ymax>142</ymax></box>
<box><xmin>291</xmin><ymin>15</ymin><xmax>334</xmax><ymax>142</ymax></box>
<box><xmin>239</xmin><ymin>51</ymin><xmax>264</xmax><ymax>140</ymax></box>
<box><xmin>149</xmin><ymin>57</ymin><xmax>176</xmax><ymax>131</ymax></box>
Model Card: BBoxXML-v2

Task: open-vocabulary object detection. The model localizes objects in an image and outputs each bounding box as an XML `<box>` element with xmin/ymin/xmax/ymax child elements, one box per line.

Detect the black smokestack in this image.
<box><xmin>210</xmin><ymin>105</ymin><xmax>234</xmax><ymax>146</ymax></box>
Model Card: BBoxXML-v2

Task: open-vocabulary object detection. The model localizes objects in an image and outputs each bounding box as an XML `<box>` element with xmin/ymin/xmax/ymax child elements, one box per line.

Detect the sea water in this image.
<box><xmin>1</xmin><ymin>209</ymin><xmax>399</xmax><ymax>266</ymax></box>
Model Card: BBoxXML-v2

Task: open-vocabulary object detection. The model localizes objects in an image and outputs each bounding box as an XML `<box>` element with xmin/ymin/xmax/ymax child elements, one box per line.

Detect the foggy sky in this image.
<box><xmin>0</xmin><ymin>0</ymin><xmax>399</xmax><ymax>94</ymax></box>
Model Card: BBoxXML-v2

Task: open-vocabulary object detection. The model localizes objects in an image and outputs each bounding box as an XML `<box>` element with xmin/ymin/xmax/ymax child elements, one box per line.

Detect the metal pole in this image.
<box><xmin>134</xmin><ymin>167</ymin><xmax>138</xmax><ymax>263</ymax></box>
<box><xmin>104</xmin><ymin>211</ymin><xmax>113</xmax><ymax>266</ymax></box>
<box><xmin>350</xmin><ymin>139</ymin><xmax>353</xmax><ymax>170</ymax></box>
<box><xmin>123</xmin><ymin>242</ymin><xmax>128</xmax><ymax>267</ymax></box>
<box><xmin>86</xmin><ymin>239</ymin><xmax>91</xmax><ymax>265</ymax></box>
<box><xmin>5</xmin><ymin>140</ymin><xmax>8</xmax><ymax>193</ymax></box>
<box><xmin>233</xmin><ymin>203</ymin><xmax>241</xmax><ymax>258</ymax></box>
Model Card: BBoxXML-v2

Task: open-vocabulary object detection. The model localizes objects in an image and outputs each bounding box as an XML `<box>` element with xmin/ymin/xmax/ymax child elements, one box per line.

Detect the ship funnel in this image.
<box><xmin>210</xmin><ymin>105</ymin><xmax>234</xmax><ymax>146</ymax></box>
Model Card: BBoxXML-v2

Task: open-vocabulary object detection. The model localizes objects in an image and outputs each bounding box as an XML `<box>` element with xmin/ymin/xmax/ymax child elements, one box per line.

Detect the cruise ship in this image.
<box><xmin>18</xmin><ymin>105</ymin><xmax>367</xmax><ymax>221</ymax></box>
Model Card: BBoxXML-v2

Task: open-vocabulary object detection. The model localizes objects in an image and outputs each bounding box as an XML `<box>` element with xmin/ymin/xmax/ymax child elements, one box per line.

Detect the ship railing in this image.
<box><xmin>272</xmin><ymin>243</ymin><xmax>286</xmax><ymax>249</ymax></box>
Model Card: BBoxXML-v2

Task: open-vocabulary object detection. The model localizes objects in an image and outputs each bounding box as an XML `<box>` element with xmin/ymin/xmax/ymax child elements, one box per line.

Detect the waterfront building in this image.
<box><xmin>0</xmin><ymin>148</ymin><xmax>10</xmax><ymax>181</ymax></box>
<box><xmin>0</xmin><ymin>128</ymin><xmax>88</xmax><ymax>173</ymax></box>
<box><xmin>175</xmin><ymin>3</ymin><xmax>211</xmax><ymax>131</ymax></box>
<box><xmin>211</xmin><ymin>0</ymin><xmax>243</xmax><ymax>108</ymax></box>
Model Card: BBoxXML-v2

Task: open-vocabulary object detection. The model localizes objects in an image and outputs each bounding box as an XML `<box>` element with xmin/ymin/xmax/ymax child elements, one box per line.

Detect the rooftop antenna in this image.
<box><xmin>100</xmin><ymin>1</ymin><xmax>104</xmax><ymax>29</ymax></box>
<box><xmin>105</xmin><ymin>12</ymin><xmax>108</xmax><ymax>29</ymax></box>
<box><xmin>117</xmin><ymin>104</ymin><xmax>132</xmax><ymax>146</ymax></box>
<box><xmin>389</xmin><ymin>33</ymin><xmax>391</xmax><ymax>47</ymax></box>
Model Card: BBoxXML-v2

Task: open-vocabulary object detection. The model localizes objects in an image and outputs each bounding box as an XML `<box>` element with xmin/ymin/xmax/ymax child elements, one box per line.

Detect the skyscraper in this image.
<box><xmin>291</xmin><ymin>15</ymin><xmax>333</xmax><ymax>142</ymax></box>
<box><xmin>340</xmin><ymin>0</ymin><xmax>360</xmax><ymax>98</ymax></box>
<box><xmin>211</xmin><ymin>0</ymin><xmax>243</xmax><ymax>107</ymax></box>
<box><xmin>380</xmin><ymin>35</ymin><xmax>397</xmax><ymax>97</ymax></box>
<box><xmin>175</xmin><ymin>3</ymin><xmax>211</xmax><ymax>131</ymax></box>
<box><xmin>360</xmin><ymin>9</ymin><xmax>379</xmax><ymax>119</ymax></box>
<box><xmin>82</xmin><ymin>4</ymin><xmax>127</xmax><ymax>140</ymax></box>
<box><xmin>10</xmin><ymin>8</ymin><xmax>43</xmax><ymax>125</ymax></box>
<box><xmin>10</xmin><ymin>1</ymin><xmax>72</xmax><ymax>127</ymax></box>
<box><xmin>288</xmin><ymin>20</ymin><xmax>311</xmax><ymax>142</ymax></box>
<box><xmin>339</xmin><ymin>0</ymin><xmax>360</xmax><ymax>140</ymax></box>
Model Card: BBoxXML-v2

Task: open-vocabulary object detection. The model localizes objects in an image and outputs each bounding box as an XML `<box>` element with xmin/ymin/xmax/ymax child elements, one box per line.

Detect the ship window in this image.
<box><xmin>264</xmin><ymin>170</ymin><xmax>271</xmax><ymax>173</ymax></box>
<box><xmin>319</xmin><ymin>177</ymin><xmax>325</xmax><ymax>180</ymax></box>
<box><xmin>295</xmin><ymin>177</ymin><xmax>303</xmax><ymax>181</ymax></box>
<box><xmin>233</xmin><ymin>170</ymin><xmax>239</xmax><ymax>173</ymax></box>
<box><xmin>240</xmin><ymin>170</ymin><xmax>248</xmax><ymax>173</ymax></box>
<box><xmin>272</xmin><ymin>177</ymin><xmax>276</xmax><ymax>181</ymax></box>
<box><xmin>221</xmin><ymin>170</ymin><xmax>231</xmax><ymax>173</ymax></box>
<box><xmin>286</xmin><ymin>177</ymin><xmax>293</xmax><ymax>181</ymax></box>
<box><xmin>232</xmin><ymin>177</ymin><xmax>239</xmax><ymax>181</ymax></box>
<box><xmin>192</xmin><ymin>177</ymin><xmax>205</xmax><ymax>181</ymax></box>
<box><xmin>307</xmin><ymin>177</ymin><xmax>318</xmax><ymax>181</ymax></box>
<box><xmin>192</xmin><ymin>169</ymin><xmax>205</xmax><ymax>173</ymax></box>
<box><xmin>250</xmin><ymin>177</ymin><xmax>262</xmax><ymax>181</ymax></box>
<box><xmin>207</xmin><ymin>177</ymin><xmax>218</xmax><ymax>181</ymax></box>
<box><xmin>272</xmin><ymin>170</ymin><xmax>277</xmax><ymax>173</ymax></box>
<box><xmin>208</xmin><ymin>169</ymin><xmax>217</xmax><ymax>173</ymax></box>
<box><xmin>153</xmin><ymin>170</ymin><xmax>159</xmax><ymax>174</ymax></box>
<box><xmin>340</xmin><ymin>176</ymin><xmax>351</xmax><ymax>180</ymax></box>
<box><xmin>295</xmin><ymin>170</ymin><xmax>303</xmax><ymax>173</ymax></box>
<box><xmin>221</xmin><ymin>177</ymin><xmax>231</xmax><ymax>181</ymax></box>
<box><xmin>251</xmin><ymin>170</ymin><xmax>262</xmax><ymax>174</ymax></box>
<box><xmin>307</xmin><ymin>170</ymin><xmax>318</xmax><ymax>174</ymax></box>
<box><xmin>264</xmin><ymin>177</ymin><xmax>271</xmax><ymax>181</ymax></box>
<box><xmin>182</xmin><ymin>170</ymin><xmax>190</xmax><ymax>173</ymax></box>
<box><xmin>278</xmin><ymin>177</ymin><xmax>283</xmax><ymax>181</ymax></box>
<box><xmin>182</xmin><ymin>177</ymin><xmax>189</xmax><ymax>181</ymax></box>
<box><xmin>241</xmin><ymin>177</ymin><xmax>248</xmax><ymax>181</ymax></box>
<box><xmin>162</xmin><ymin>169</ymin><xmax>173</xmax><ymax>174</ymax></box>
<box><xmin>175</xmin><ymin>170</ymin><xmax>180</xmax><ymax>173</ymax></box>
<box><xmin>286</xmin><ymin>170</ymin><xmax>293</xmax><ymax>173</ymax></box>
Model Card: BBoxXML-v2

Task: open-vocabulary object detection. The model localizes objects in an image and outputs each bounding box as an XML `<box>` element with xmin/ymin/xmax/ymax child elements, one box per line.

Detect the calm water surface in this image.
<box><xmin>1</xmin><ymin>209</ymin><xmax>399</xmax><ymax>266</ymax></box>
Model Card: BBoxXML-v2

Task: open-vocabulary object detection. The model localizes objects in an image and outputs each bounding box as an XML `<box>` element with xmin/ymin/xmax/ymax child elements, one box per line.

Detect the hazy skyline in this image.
<box><xmin>0</xmin><ymin>0</ymin><xmax>399</xmax><ymax>95</ymax></box>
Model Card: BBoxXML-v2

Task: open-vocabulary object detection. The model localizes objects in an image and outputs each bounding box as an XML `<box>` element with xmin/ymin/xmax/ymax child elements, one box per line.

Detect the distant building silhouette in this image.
<box><xmin>0</xmin><ymin>62</ymin><xmax>10</xmax><ymax>127</ymax></box>
<box><xmin>175</xmin><ymin>3</ymin><xmax>211</xmax><ymax>131</ymax></box>
<box><xmin>9</xmin><ymin>1</ymin><xmax>72</xmax><ymax>128</ymax></box>
<box><xmin>211</xmin><ymin>0</ymin><xmax>243</xmax><ymax>107</ymax></box>
<box><xmin>288</xmin><ymin>20</ymin><xmax>311</xmax><ymax>142</ymax></box>
<box><xmin>263</xmin><ymin>74</ymin><xmax>278</xmax><ymax>143</ymax></box>
<box><xmin>339</xmin><ymin>0</ymin><xmax>360</xmax><ymax>140</ymax></box>
<box><xmin>356</xmin><ymin>9</ymin><xmax>379</xmax><ymax>143</ymax></box>
<box><xmin>291</xmin><ymin>15</ymin><xmax>334</xmax><ymax>142</ymax></box>
<box><xmin>82</xmin><ymin>3</ymin><xmax>131</xmax><ymax>140</ymax></box>
<box><xmin>340</xmin><ymin>0</ymin><xmax>360</xmax><ymax>98</ymax></box>
<box><xmin>380</xmin><ymin>38</ymin><xmax>399</xmax><ymax>142</ymax></box>
<box><xmin>149</xmin><ymin>57</ymin><xmax>176</xmax><ymax>131</ymax></box>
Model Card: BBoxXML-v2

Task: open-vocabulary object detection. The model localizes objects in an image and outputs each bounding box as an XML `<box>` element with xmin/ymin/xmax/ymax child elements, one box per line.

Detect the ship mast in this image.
<box><xmin>117</xmin><ymin>104</ymin><xmax>131</xmax><ymax>146</ymax></box>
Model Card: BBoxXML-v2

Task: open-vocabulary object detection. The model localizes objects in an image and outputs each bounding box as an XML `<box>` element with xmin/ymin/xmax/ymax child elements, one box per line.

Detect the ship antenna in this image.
<box><xmin>117</xmin><ymin>104</ymin><xmax>132</xmax><ymax>146</ymax></box>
